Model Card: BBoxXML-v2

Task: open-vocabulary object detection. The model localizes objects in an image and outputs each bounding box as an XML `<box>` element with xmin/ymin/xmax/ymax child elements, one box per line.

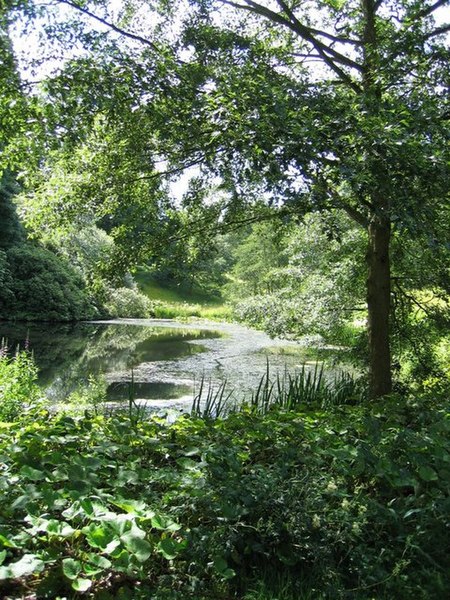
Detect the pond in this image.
<box><xmin>0</xmin><ymin>319</ymin><xmax>338</xmax><ymax>413</ymax></box>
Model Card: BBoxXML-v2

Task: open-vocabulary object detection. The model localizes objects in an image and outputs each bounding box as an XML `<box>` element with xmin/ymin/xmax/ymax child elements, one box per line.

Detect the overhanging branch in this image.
<box><xmin>219</xmin><ymin>0</ymin><xmax>363</xmax><ymax>93</ymax></box>
<box><xmin>424</xmin><ymin>23</ymin><xmax>450</xmax><ymax>39</ymax></box>
<box><xmin>56</xmin><ymin>0</ymin><xmax>161</xmax><ymax>52</ymax></box>
<box><xmin>406</xmin><ymin>0</ymin><xmax>450</xmax><ymax>22</ymax></box>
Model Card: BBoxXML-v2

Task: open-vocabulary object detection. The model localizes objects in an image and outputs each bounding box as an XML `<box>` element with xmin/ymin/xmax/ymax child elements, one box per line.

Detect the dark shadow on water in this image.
<box><xmin>106</xmin><ymin>381</ymin><xmax>193</xmax><ymax>402</ymax></box>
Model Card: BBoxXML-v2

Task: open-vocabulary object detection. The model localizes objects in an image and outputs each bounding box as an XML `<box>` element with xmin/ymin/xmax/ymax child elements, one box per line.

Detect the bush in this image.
<box><xmin>1</xmin><ymin>245</ymin><xmax>97</xmax><ymax>321</ymax></box>
<box><xmin>233</xmin><ymin>294</ymin><xmax>304</xmax><ymax>338</ymax></box>
<box><xmin>0</xmin><ymin>250</ymin><xmax>14</xmax><ymax>312</ymax></box>
<box><xmin>104</xmin><ymin>287</ymin><xmax>155</xmax><ymax>318</ymax></box>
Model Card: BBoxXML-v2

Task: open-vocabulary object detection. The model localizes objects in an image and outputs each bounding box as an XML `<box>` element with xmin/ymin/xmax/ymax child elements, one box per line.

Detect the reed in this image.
<box><xmin>191</xmin><ymin>375</ymin><xmax>235</xmax><ymax>418</ymax></box>
<box><xmin>191</xmin><ymin>362</ymin><xmax>363</xmax><ymax>418</ymax></box>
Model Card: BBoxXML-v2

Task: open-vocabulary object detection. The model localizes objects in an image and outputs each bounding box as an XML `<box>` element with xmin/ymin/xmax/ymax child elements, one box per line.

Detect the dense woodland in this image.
<box><xmin>0</xmin><ymin>0</ymin><xmax>449</xmax><ymax>598</ymax></box>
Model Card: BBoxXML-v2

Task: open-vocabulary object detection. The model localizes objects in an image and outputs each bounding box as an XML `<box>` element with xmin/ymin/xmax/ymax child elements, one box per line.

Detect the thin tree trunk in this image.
<box><xmin>366</xmin><ymin>217</ymin><xmax>392</xmax><ymax>397</ymax></box>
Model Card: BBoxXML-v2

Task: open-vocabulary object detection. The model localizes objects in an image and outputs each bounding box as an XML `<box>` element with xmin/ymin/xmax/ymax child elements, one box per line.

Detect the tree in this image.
<box><xmin>159</xmin><ymin>0</ymin><xmax>449</xmax><ymax>396</ymax></box>
<box><xmin>228</xmin><ymin>212</ymin><xmax>367</xmax><ymax>341</ymax></box>
<box><xmin>0</xmin><ymin>171</ymin><xmax>24</xmax><ymax>249</ymax></box>
<box><xmin>6</xmin><ymin>0</ymin><xmax>450</xmax><ymax>396</ymax></box>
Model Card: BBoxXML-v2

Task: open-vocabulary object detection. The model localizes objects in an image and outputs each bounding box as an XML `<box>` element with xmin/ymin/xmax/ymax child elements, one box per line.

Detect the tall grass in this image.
<box><xmin>0</xmin><ymin>345</ymin><xmax>42</xmax><ymax>422</ymax></box>
<box><xmin>192</xmin><ymin>363</ymin><xmax>364</xmax><ymax>418</ymax></box>
<box><xmin>191</xmin><ymin>376</ymin><xmax>235</xmax><ymax>418</ymax></box>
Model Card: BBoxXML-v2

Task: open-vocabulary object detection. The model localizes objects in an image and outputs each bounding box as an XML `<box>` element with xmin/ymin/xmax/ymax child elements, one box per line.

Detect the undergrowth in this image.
<box><xmin>0</xmin><ymin>352</ymin><xmax>449</xmax><ymax>599</ymax></box>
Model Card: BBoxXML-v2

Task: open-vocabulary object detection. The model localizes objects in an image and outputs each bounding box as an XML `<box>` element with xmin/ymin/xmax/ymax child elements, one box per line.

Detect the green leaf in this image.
<box><xmin>72</xmin><ymin>577</ymin><xmax>92</xmax><ymax>592</ymax></box>
<box><xmin>151</xmin><ymin>514</ymin><xmax>181</xmax><ymax>532</ymax></box>
<box><xmin>83</xmin><ymin>523</ymin><xmax>120</xmax><ymax>552</ymax></box>
<box><xmin>157</xmin><ymin>537</ymin><xmax>184</xmax><ymax>560</ymax></box>
<box><xmin>87</xmin><ymin>554</ymin><xmax>111</xmax><ymax>569</ymax></box>
<box><xmin>62</xmin><ymin>557</ymin><xmax>81</xmax><ymax>580</ymax></box>
<box><xmin>110</xmin><ymin>548</ymin><xmax>130</xmax><ymax>570</ymax></box>
<box><xmin>0</xmin><ymin>534</ymin><xmax>16</xmax><ymax>549</ymax></box>
<box><xmin>7</xmin><ymin>554</ymin><xmax>45</xmax><ymax>578</ymax></box>
<box><xmin>46</xmin><ymin>519</ymin><xmax>75</xmax><ymax>538</ymax></box>
<box><xmin>418</xmin><ymin>466</ymin><xmax>438</xmax><ymax>481</ymax></box>
<box><xmin>19</xmin><ymin>465</ymin><xmax>45</xmax><ymax>481</ymax></box>
<box><xmin>121</xmin><ymin>533</ymin><xmax>152</xmax><ymax>563</ymax></box>
<box><xmin>111</xmin><ymin>498</ymin><xmax>154</xmax><ymax>518</ymax></box>
<box><xmin>121</xmin><ymin>524</ymin><xmax>146</xmax><ymax>541</ymax></box>
<box><xmin>222</xmin><ymin>568</ymin><xmax>236</xmax><ymax>580</ymax></box>
<box><xmin>213</xmin><ymin>556</ymin><xmax>235</xmax><ymax>579</ymax></box>
<box><xmin>0</xmin><ymin>550</ymin><xmax>6</xmax><ymax>565</ymax></box>
<box><xmin>80</xmin><ymin>498</ymin><xmax>94</xmax><ymax>516</ymax></box>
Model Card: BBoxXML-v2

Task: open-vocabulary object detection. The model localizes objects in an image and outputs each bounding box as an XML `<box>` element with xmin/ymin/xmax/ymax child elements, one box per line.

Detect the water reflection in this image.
<box><xmin>106</xmin><ymin>381</ymin><xmax>193</xmax><ymax>402</ymax></box>
<box><xmin>0</xmin><ymin>319</ymin><xmax>338</xmax><ymax>410</ymax></box>
<box><xmin>0</xmin><ymin>320</ymin><xmax>222</xmax><ymax>401</ymax></box>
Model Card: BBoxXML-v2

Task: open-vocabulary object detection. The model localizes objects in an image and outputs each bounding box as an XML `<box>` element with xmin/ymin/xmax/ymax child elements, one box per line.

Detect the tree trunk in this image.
<box><xmin>366</xmin><ymin>217</ymin><xmax>392</xmax><ymax>398</ymax></box>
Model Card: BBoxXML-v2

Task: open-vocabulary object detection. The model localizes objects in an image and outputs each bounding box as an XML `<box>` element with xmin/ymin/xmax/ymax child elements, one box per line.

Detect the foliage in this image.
<box><xmin>18</xmin><ymin>110</ymin><xmax>173</xmax><ymax>280</ymax></box>
<box><xmin>0</xmin><ymin>171</ymin><xmax>24</xmax><ymax>249</ymax></box>
<box><xmin>104</xmin><ymin>287</ymin><xmax>156</xmax><ymax>319</ymax></box>
<box><xmin>4</xmin><ymin>0</ymin><xmax>450</xmax><ymax>395</ymax></box>
<box><xmin>44</xmin><ymin>225</ymin><xmax>115</xmax><ymax>287</ymax></box>
<box><xmin>148</xmin><ymin>223</ymin><xmax>235</xmax><ymax>297</ymax></box>
<box><xmin>63</xmin><ymin>375</ymin><xmax>108</xmax><ymax>417</ymax></box>
<box><xmin>0</xmin><ymin>354</ymin><xmax>448</xmax><ymax>598</ymax></box>
<box><xmin>136</xmin><ymin>269</ymin><xmax>231</xmax><ymax>320</ymax></box>
<box><xmin>0</xmin><ymin>349</ymin><xmax>42</xmax><ymax>422</ymax></box>
<box><xmin>0</xmin><ymin>168</ymin><xmax>99</xmax><ymax>322</ymax></box>
<box><xmin>225</xmin><ymin>221</ymin><xmax>287</xmax><ymax>299</ymax></box>
<box><xmin>0</xmin><ymin>6</ymin><xmax>42</xmax><ymax>177</ymax></box>
<box><xmin>191</xmin><ymin>364</ymin><xmax>364</xmax><ymax>419</ymax></box>
<box><xmin>0</xmin><ymin>244</ymin><xmax>97</xmax><ymax>321</ymax></box>
<box><xmin>229</xmin><ymin>213</ymin><xmax>366</xmax><ymax>342</ymax></box>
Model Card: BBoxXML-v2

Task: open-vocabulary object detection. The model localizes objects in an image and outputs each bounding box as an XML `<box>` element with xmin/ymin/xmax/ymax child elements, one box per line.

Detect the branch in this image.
<box><xmin>392</xmin><ymin>280</ymin><xmax>434</xmax><ymax>316</ymax></box>
<box><xmin>121</xmin><ymin>158</ymin><xmax>204</xmax><ymax>186</ymax></box>
<box><xmin>171</xmin><ymin>204</ymin><xmax>297</xmax><ymax>242</ymax></box>
<box><xmin>424</xmin><ymin>23</ymin><xmax>450</xmax><ymax>39</ymax></box>
<box><xmin>56</xmin><ymin>0</ymin><xmax>161</xmax><ymax>52</ymax></box>
<box><xmin>273</xmin><ymin>0</ymin><xmax>364</xmax><ymax>71</ymax></box>
<box><xmin>219</xmin><ymin>0</ymin><xmax>363</xmax><ymax>93</ymax></box>
<box><xmin>334</xmin><ymin>200</ymin><xmax>369</xmax><ymax>228</ymax></box>
<box><xmin>308</xmin><ymin>26</ymin><xmax>362</xmax><ymax>46</ymax></box>
<box><xmin>407</xmin><ymin>0</ymin><xmax>450</xmax><ymax>22</ymax></box>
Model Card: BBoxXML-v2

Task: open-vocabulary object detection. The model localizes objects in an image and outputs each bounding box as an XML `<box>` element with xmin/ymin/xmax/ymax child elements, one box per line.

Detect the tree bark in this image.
<box><xmin>366</xmin><ymin>217</ymin><xmax>392</xmax><ymax>398</ymax></box>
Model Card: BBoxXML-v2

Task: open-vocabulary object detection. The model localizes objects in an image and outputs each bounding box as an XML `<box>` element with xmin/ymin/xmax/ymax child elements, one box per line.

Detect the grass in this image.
<box><xmin>135</xmin><ymin>268</ymin><xmax>231</xmax><ymax>320</ymax></box>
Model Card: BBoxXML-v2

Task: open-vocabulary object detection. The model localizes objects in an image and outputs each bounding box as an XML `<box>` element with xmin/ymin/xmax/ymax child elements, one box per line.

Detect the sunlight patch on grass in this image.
<box><xmin>135</xmin><ymin>269</ymin><xmax>230</xmax><ymax>320</ymax></box>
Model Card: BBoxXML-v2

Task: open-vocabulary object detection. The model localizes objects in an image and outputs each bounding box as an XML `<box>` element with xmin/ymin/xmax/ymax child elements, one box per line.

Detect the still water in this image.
<box><xmin>0</xmin><ymin>319</ymin><xmax>331</xmax><ymax>412</ymax></box>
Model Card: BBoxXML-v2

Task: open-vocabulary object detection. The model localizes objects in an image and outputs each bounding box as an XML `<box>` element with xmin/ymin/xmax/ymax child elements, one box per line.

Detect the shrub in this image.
<box><xmin>0</xmin><ymin>250</ymin><xmax>14</xmax><ymax>313</ymax></box>
<box><xmin>0</xmin><ymin>385</ymin><xmax>447</xmax><ymax>599</ymax></box>
<box><xmin>104</xmin><ymin>287</ymin><xmax>155</xmax><ymax>318</ymax></box>
<box><xmin>233</xmin><ymin>294</ymin><xmax>303</xmax><ymax>338</ymax></box>
<box><xmin>2</xmin><ymin>245</ymin><xmax>97</xmax><ymax>321</ymax></box>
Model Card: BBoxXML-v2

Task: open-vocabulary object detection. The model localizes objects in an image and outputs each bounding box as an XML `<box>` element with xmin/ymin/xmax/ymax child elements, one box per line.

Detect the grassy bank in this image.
<box><xmin>0</xmin><ymin>353</ymin><xmax>449</xmax><ymax>599</ymax></box>
<box><xmin>135</xmin><ymin>269</ymin><xmax>231</xmax><ymax>320</ymax></box>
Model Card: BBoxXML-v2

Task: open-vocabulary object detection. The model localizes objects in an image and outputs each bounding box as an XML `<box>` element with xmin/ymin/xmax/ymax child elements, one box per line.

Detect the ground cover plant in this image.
<box><xmin>0</xmin><ymin>353</ymin><xmax>449</xmax><ymax>599</ymax></box>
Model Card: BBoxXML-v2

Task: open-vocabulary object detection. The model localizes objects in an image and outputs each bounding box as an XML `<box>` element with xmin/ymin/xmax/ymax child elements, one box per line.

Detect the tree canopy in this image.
<box><xmin>3</xmin><ymin>0</ymin><xmax>450</xmax><ymax>395</ymax></box>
